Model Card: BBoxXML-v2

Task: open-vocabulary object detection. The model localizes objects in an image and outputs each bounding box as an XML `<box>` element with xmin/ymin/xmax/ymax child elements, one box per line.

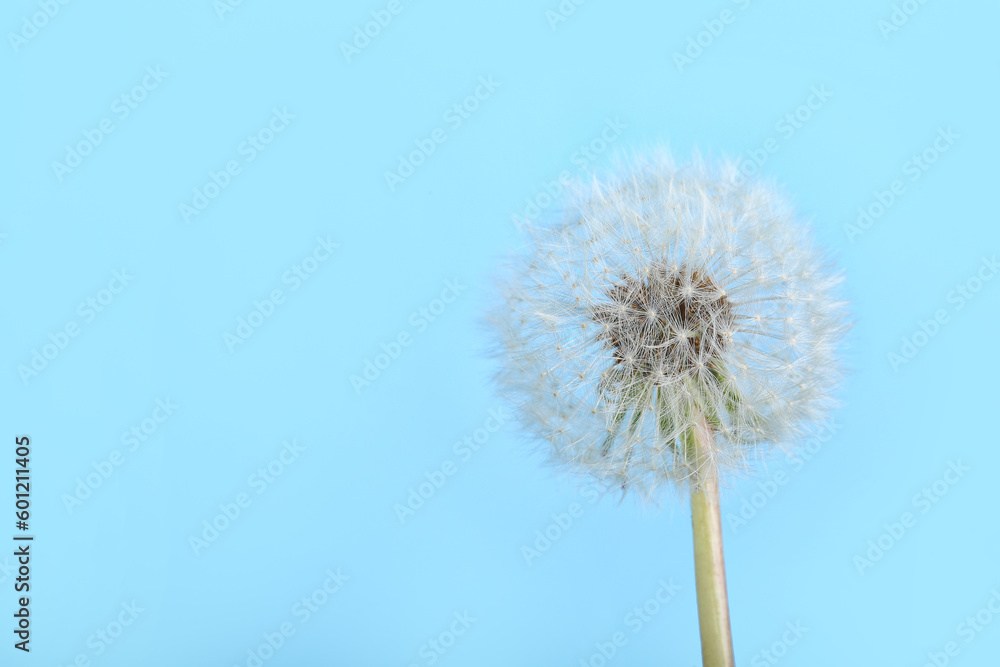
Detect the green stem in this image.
<box><xmin>688</xmin><ymin>422</ymin><xmax>735</xmax><ymax>667</ymax></box>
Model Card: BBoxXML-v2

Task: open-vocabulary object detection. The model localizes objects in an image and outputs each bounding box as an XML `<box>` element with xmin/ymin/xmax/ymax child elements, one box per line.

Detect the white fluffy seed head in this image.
<box><xmin>488</xmin><ymin>150</ymin><xmax>849</xmax><ymax>501</ymax></box>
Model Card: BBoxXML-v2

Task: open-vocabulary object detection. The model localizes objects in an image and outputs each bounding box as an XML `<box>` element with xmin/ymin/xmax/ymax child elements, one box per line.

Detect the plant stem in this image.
<box><xmin>689</xmin><ymin>421</ymin><xmax>735</xmax><ymax>667</ymax></box>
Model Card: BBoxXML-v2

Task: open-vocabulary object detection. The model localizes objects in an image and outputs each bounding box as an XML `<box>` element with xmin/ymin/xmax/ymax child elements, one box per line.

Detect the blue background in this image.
<box><xmin>3</xmin><ymin>0</ymin><xmax>999</xmax><ymax>665</ymax></box>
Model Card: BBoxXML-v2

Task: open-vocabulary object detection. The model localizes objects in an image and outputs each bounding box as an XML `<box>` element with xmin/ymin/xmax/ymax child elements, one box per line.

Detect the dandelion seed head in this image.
<box><xmin>488</xmin><ymin>150</ymin><xmax>849</xmax><ymax>501</ymax></box>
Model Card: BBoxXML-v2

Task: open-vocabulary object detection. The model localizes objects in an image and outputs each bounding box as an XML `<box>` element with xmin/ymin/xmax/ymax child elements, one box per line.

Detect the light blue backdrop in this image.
<box><xmin>3</xmin><ymin>0</ymin><xmax>999</xmax><ymax>665</ymax></box>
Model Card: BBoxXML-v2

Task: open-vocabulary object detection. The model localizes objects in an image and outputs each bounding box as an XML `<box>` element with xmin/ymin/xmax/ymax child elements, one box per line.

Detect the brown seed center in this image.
<box><xmin>592</xmin><ymin>264</ymin><xmax>733</xmax><ymax>378</ymax></box>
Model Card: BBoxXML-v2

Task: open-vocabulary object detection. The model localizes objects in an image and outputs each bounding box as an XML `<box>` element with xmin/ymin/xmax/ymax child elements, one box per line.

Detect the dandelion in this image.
<box><xmin>488</xmin><ymin>150</ymin><xmax>848</xmax><ymax>666</ymax></box>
